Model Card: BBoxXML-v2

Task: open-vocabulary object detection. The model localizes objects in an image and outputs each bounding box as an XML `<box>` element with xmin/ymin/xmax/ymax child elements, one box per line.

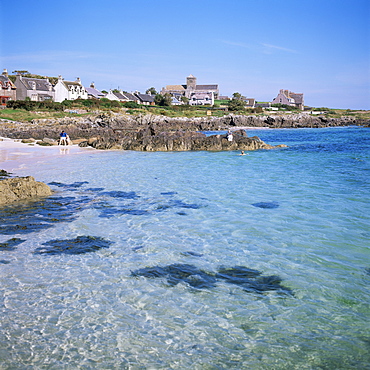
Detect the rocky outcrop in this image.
<box><xmin>0</xmin><ymin>113</ymin><xmax>367</xmax><ymax>144</ymax></box>
<box><xmin>0</xmin><ymin>112</ymin><xmax>367</xmax><ymax>152</ymax></box>
<box><xmin>80</xmin><ymin>129</ymin><xmax>287</xmax><ymax>152</ymax></box>
<box><xmin>0</xmin><ymin>175</ymin><xmax>52</xmax><ymax>206</ymax></box>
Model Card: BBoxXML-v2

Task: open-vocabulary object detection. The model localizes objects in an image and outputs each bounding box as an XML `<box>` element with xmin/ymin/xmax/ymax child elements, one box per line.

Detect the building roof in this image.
<box><xmin>135</xmin><ymin>93</ymin><xmax>154</xmax><ymax>103</ymax></box>
<box><xmin>0</xmin><ymin>75</ymin><xmax>15</xmax><ymax>88</ymax></box>
<box><xmin>289</xmin><ymin>93</ymin><xmax>304</xmax><ymax>104</ymax></box>
<box><xmin>122</xmin><ymin>92</ymin><xmax>137</xmax><ymax>101</ymax></box>
<box><xmin>85</xmin><ymin>86</ymin><xmax>104</xmax><ymax>98</ymax></box>
<box><xmin>63</xmin><ymin>81</ymin><xmax>82</xmax><ymax>89</ymax></box>
<box><xmin>196</xmin><ymin>84</ymin><xmax>218</xmax><ymax>91</ymax></box>
<box><xmin>165</xmin><ymin>85</ymin><xmax>186</xmax><ymax>91</ymax></box>
<box><xmin>190</xmin><ymin>91</ymin><xmax>213</xmax><ymax>99</ymax></box>
<box><xmin>113</xmin><ymin>91</ymin><xmax>127</xmax><ymax>100</ymax></box>
<box><xmin>20</xmin><ymin>76</ymin><xmax>53</xmax><ymax>91</ymax></box>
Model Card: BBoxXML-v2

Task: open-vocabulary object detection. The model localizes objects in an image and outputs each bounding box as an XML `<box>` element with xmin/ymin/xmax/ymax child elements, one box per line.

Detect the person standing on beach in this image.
<box><xmin>59</xmin><ymin>131</ymin><xmax>68</xmax><ymax>145</ymax></box>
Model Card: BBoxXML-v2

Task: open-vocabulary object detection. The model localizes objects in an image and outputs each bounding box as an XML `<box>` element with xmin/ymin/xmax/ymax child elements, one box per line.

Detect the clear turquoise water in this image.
<box><xmin>0</xmin><ymin>126</ymin><xmax>369</xmax><ymax>369</ymax></box>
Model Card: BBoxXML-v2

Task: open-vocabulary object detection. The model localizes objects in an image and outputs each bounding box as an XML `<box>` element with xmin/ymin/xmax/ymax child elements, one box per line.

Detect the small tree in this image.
<box><xmin>181</xmin><ymin>96</ymin><xmax>189</xmax><ymax>105</ymax></box>
<box><xmin>228</xmin><ymin>92</ymin><xmax>246</xmax><ymax>111</ymax></box>
<box><xmin>146</xmin><ymin>87</ymin><xmax>157</xmax><ymax>95</ymax></box>
<box><xmin>12</xmin><ymin>70</ymin><xmax>30</xmax><ymax>76</ymax></box>
<box><xmin>154</xmin><ymin>93</ymin><xmax>172</xmax><ymax>106</ymax></box>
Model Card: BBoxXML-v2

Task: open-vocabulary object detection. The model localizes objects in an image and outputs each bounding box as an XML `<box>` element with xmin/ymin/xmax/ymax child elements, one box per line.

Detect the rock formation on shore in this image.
<box><xmin>0</xmin><ymin>172</ymin><xmax>52</xmax><ymax>206</ymax></box>
<box><xmin>0</xmin><ymin>112</ymin><xmax>367</xmax><ymax>151</ymax></box>
<box><xmin>79</xmin><ymin>128</ymin><xmax>287</xmax><ymax>151</ymax></box>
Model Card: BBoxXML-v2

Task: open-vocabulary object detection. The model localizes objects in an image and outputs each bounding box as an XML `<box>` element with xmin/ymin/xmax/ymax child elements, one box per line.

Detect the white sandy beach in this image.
<box><xmin>0</xmin><ymin>137</ymin><xmax>96</xmax><ymax>174</ymax></box>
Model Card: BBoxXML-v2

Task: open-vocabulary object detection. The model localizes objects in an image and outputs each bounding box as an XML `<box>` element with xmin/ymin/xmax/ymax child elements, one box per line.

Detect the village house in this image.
<box><xmin>244</xmin><ymin>98</ymin><xmax>256</xmax><ymax>108</ymax></box>
<box><xmin>54</xmin><ymin>76</ymin><xmax>88</xmax><ymax>102</ymax></box>
<box><xmin>272</xmin><ymin>89</ymin><xmax>304</xmax><ymax>110</ymax></box>
<box><xmin>161</xmin><ymin>74</ymin><xmax>219</xmax><ymax>101</ymax></box>
<box><xmin>189</xmin><ymin>91</ymin><xmax>214</xmax><ymax>106</ymax></box>
<box><xmin>85</xmin><ymin>82</ymin><xmax>105</xmax><ymax>99</ymax></box>
<box><xmin>0</xmin><ymin>69</ymin><xmax>16</xmax><ymax>106</ymax></box>
<box><xmin>134</xmin><ymin>93</ymin><xmax>155</xmax><ymax>105</ymax></box>
<box><xmin>14</xmin><ymin>74</ymin><xmax>54</xmax><ymax>102</ymax></box>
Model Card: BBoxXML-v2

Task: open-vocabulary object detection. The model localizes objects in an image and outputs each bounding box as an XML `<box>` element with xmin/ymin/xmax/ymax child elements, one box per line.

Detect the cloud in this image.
<box><xmin>261</xmin><ymin>43</ymin><xmax>298</xmax><ymax>54</ymax></box>
<box><xmin>219</xmin><ymin>40</ymin><xmax>252</xmax><ymax>49</ymax></box>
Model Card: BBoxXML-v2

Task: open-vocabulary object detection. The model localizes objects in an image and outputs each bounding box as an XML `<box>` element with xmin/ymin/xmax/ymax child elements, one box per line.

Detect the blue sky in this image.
<box><xmin>1</xmin><ymin>0</ymin><xmax>369</xmax><ymax>109</ymax></box>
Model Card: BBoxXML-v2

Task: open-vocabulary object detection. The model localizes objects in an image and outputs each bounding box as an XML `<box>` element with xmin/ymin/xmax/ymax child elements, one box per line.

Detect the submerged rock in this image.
<box><xmin>0</xmin><ymin>238</ymin><xmax>26</xmax><ymax>251</ymax></box>
<box><xmin>0</xmin><ymin>176</ymin><xmax>52</xmax><ymax>206</ymax></box>
<box><xmin>251</xmin><ymin>201</ymin><xmax>279</xmax><ymax>209</ymax></box>
<box><xmin>34</xmin><ymin>235</ymin><xmax>113</xmax><ymax>255</ymax></box>
<box><xmin>132</xmin><ymin>263</ymin><xmax>293</xmax><ymax>295</ymax></box>
<box><xmin>0</xmin><ymin>195</ymin><xmax>91</xmax><ymax>235</ymax></box>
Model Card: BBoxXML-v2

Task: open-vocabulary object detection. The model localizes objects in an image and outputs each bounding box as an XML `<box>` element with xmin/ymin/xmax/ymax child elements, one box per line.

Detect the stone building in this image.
<box><xmin>14</xmin><ymin>74</ymin><xmax>54</xmax><ymax>101</ymax></box>
<box><xmin>0</xmin><ymin>69</ymin><xmax>16</xmax><ymax>106</ymax></box>
<box><xmin>161</xmin><ymin>74</ymin><xmax>219</xmax><ymax>102</ymax></box>
<box><xmin>272</xmin><ymin>89</ymin><xmax>304</xmax><ymax>110</ymax></box>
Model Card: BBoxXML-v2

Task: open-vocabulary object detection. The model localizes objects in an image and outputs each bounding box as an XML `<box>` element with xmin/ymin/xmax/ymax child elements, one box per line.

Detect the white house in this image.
<box><xmin>54</xmin><ymin>76</ymin><xmax>88</xmax><ymax>102</ymax></box>
<box><xmin>104</xmin><ymin>89</ymin><xmax>120</xmax><ymax>101</ymax></box>
<box><xmin>189</xmin><ymin>91</ymin><xmax>214</xmax><ymax>106</ymax></box>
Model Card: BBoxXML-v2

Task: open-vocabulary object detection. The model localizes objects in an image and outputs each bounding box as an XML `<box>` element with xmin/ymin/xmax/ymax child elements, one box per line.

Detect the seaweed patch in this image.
<box><xmin>0</xmin><ymin>196</ymin><xmax>92</xmax><ymax>235</ymax></box>
<box><xmin>0</xmin><ymin>238</ymin><xmax>26</xmax><ymax>251</ymax></box>
<box><xmin>34</xmin><ymin>235</ymin><xmax>113</xmax><ymax>255</ymax></box>
<box><xmin>251</xmin><ymin>202</ymin><xmax>279</xmax><ymax>209</ymax></box>
<box><xmin>132</xmin><ymin>264</ymin><xmax>293</xmax><ymax>295</ymax></box>
<box><xmin>49</xmin><ymin>181</ymin><xmax>89</xmax><ymax>190</ymax></box>
<box><xmin>132</xmin><ymin>263</ymin><xmax>217</xmax><ymax>289</ymax></box>
<box><xmin>100</xmin><ymin>191</ymin><xmax>139</xmax><ymax>199</ymax></box>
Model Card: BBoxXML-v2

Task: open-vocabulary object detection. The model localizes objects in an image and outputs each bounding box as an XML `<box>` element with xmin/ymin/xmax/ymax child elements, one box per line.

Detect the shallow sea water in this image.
<box><xmin>0</xmin><ymin>126</ymin><xmax>369</xmax><ymax>369</ymax></box>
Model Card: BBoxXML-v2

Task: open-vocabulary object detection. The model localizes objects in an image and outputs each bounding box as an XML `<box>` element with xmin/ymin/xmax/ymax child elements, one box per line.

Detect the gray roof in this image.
<box><xmin>290</xmin><ymin>93</ymin><xmax>304</xmax><ymax>104</ymax></box>
<box><xmin>135</xmin><ymin>93</ymin><xmax>154</xmax><ymax>103</ymax></box>
<box><xmin>21</xmin><ymin>77</ymin><xmax>53</xmax><ymax>91</ymax></box>
<box><xmin>122</xmin><ymin>92</ymin><xmax>137</xmax><ymax>101</ymax></box>
<box><xmin>85</xmin><ymin>86</ymin><xmax>104</xmax><ymax>98</ymax></box>
<box><xmin>196</xmin><ymin>84</ymin><xmax>218</xmax><ymax>91</ymax></box>
<box><xmin>113</xmin><ymin>92</ymin><xmax>127</xmax><ymax>100</ymax></box>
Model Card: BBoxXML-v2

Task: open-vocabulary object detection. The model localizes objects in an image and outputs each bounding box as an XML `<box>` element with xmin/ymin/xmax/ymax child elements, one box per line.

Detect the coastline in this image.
<box><xmin>0</xmin><ymin>137</ymin><xmax>97</xmax><ymax>174</ymax></box>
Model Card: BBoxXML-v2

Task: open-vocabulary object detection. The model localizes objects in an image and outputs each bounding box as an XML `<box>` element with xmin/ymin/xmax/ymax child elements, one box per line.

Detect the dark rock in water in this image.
<box><xmin>155</xmin><ymin>199</ymin><xmax>202</xmax><ymax>212</ymax></box>
<box><xmin>160</xmin><ymin>192</ymin><xmax>178</xmax><ymax>196</ymax></box>
<box><xmin>48</xmin><ymin>181</ymin><xmax>89</xmax><ymax>190</ymax></box>
<box><xmin>132</xmin><ymin>263</ymin><xmax>293</xmax><ymax>295</ymax></box>
<box><xmin>164</xmin><ymin>264</ymin><xmax>217</xmax><ymax>289</ymax></box>
<box><xmin>0</xmin><ymin>195</ymin><xmax>92</xmax><ymax>235</ymax></box>
<box><xmin>251</xmin><ymin>201</ymin><xmax>279</xmax><ymax>209</ymax></box>
<box><xmin>131</xmin><ymin>263</ymin><xmax>217</xmax><ymax>289</ymax></box>
<box><xmin>177</xmin><ymin>212</ymin><xmax>187</xmax><ymax>216</ymax></box>
<box><xmin>216</xmin><ymin>266</ymin><xmax>262</xmax><ymax>282</ymax></box>
<box><xmin>0</xmin><ymin>260</ymin><xmax>10</xmax><ymax>264</ymax></box>
<box><xmin>34</xmin><ymin>235</ymin><xmax>113</xmax><ymax>255</ymax></box>
<box><xmin>217</xmin><ymin>266</ymin><xmax>292</xmax><ymax>295</ymax></box>
<box><xmin>0</xmin><ymin>170</ymin><xmax>11</xmax><ymax>179</ymax></box>
<box><xmin>100</xmin><ymin>191</ymin><xmax>139</xmax><ymax>199</ymax></box>
<box><xmin>0</xmin><ymin>238</ymin><xmax>26</xmax><ymax>251</ymax></box>
<box><xmin>131</xmin><ymin>266</ymin><xmax>168</xmax><ymax>278</ymax></box>
<box><xmin>85</xmin><ymin>187</ymin><xmax>105</xmax><ymax>192</ymax></box>
<box><xmin>181</xmin><ymin>251</ymin><xmax>204</xmax><ymax>257</ymax></box>
<box><xmin>95</xmin><ymin>204</ymin><xmax>150</xmax><ymax>218</ymax></box>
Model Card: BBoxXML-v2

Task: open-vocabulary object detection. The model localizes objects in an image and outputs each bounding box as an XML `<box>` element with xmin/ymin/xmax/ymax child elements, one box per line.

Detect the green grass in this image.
<box><xmin>0</xmin><ymin>108</ymin><xmax>89</xmax><ymax>122</ymax></box>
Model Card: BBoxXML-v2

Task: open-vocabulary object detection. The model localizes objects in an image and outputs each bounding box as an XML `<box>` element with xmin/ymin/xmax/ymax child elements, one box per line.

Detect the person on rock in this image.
<box><xmin>59</xmin><ymin>131</ymin><xmax>68</xmax><ymax>145</ymax></box>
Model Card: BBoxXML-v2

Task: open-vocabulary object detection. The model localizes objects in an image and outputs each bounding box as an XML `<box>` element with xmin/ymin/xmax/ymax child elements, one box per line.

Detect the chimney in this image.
<box><xmin>90</xmin><ymin>82</ymin><xmax>95</xmax><ymax>89</ymax></box>
<box><xmin>76</xmin><ymin>77</ymin><xmax>81</xmax><ymax>84</ymax></box>
<box><xmin>2</xmin><ymin>69</ymin><xmax>8</xmax><ymax>77</ymax></box>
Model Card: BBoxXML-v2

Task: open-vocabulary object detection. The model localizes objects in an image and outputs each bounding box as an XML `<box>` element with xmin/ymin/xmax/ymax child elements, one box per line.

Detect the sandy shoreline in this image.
<box><xmin>0</xmin><ymin>137</ymin><xmax>97</xmax><ymax>174</ymax></box>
